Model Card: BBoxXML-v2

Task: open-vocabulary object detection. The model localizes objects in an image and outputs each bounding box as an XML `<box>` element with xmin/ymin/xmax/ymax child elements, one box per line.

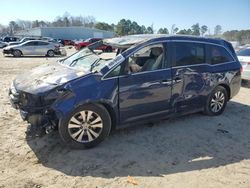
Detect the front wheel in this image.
<box><xmin>13</xmin><ymin>50</ymin><xmax>22</xmax><ymax>57</ymax></box>
<box><xmin>59</xmin><ymin>104</ymin><xmax>111</xmax><ymax>149</ymax></box>
<box><xmin>204</xmin><ymin>86</ymin><xmax>228</xmax><ymax>116</ymax></box>
<box><xmin>47</xmin><ymin>50</ymin><xmax>55</xmax><ymax>57</ymax></box>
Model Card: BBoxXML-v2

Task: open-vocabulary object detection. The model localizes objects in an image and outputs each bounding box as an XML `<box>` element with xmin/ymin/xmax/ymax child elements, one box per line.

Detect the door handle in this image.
<box><xmin>174</xmin><ymin>77</ymin><xmax>182</xmax><ymax>83</ymax></box>
<box><xmin>161</xmin><ymin>80</ymin><xmax>172</xmax><ymax>85</ymax></box>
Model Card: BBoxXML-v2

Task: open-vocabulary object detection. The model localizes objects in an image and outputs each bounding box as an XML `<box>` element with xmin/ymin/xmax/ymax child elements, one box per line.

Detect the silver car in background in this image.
<box><xmin>3</xmin><ymin>40</ymin><xmax>66</xmax><ymax>57</ymax></box>
<box><xmin>237</xmin><ymin>47</ymin><xmax>250</xmax><ymax>81</ymax></box>
<box><xmin>0</xmin><ymin>41</ymin><xmax>7</xmax><ymax>48</ymax></box>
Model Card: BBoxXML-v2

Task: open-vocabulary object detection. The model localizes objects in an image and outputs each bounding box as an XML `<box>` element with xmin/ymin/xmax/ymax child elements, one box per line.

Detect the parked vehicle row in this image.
<box><xmin>9</xmin><ymin>34</ymin><xmax>241</xmax><ymax>149</ymax></box>
<box><xmin>75</xmin><ymin>38</ymin><xmax>113</xmax><ymax>52</ymax></box>
<box><xmin>0</xmin><ymin>36</ymin><xmax>19</xmax><ymax>42</ymax></box>
<box><xmin>58</xmin><ymin>39</ymin><xmax>75</xmax><ymax>46</ymax></box>
<box><xmin>0</xmin><ymin>41</ymin><xmax>8</xmax><ymax>48</ymax></box>
<box><xmin>237</xmin><ymin>47</ymin><xmax>250</xmax><ymax>80</ymax></box>
<box><xmin>3</xmin><ymin>40</ymin><xmax>66</xmax><ymax>57</ymax></box>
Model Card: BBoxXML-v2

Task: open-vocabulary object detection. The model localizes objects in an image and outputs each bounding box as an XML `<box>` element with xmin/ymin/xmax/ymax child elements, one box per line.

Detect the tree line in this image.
<box><xmin>0</xmin><ymin>12</ymin><xmax>249</xmax><ymax>44</ymax></box>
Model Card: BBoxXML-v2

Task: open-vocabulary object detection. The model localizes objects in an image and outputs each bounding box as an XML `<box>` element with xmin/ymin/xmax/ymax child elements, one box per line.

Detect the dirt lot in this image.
<box><xmin>0</xmin><ymin>48</ymin><xmax>250</xmax><ymax>188</ymax></box>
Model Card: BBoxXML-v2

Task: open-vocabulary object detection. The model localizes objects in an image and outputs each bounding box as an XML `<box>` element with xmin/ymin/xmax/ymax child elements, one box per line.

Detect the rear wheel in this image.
<box><xmin>59</xmin><ymin>104</ymin><xmax>111</xmax><ymax>149</ymax></box>
<box><xmin>47</xmin><ymin>50</ymin><xmax>55</xmax><ymax>57</ymax></box>
<box><xmin>204</xmin><ymin>86</ymin><xmax>228</xmax><ymax>116</ymax></box>
<box><xmin>13</xmin><ymin>50</ymin><xmax>22</xmax><ymax>57</ymax></box>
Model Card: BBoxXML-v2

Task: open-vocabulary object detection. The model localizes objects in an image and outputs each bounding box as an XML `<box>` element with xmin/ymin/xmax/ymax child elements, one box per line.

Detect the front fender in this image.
<box><xmin>51</xmin><ymin>74</ymin><xmax>119</xmax><ymax>122</ymax></box>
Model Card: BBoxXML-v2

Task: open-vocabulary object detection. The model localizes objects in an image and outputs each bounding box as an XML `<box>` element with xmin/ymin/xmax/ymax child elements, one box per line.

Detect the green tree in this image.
<box><xmin>146</xmin><ymin>26</ymin><xmax>154</xmax><ymax>34</ymax></box>
<box><xmin>214</xmin><ymin>25</ymin><xmax>222</xmax><ymax>36</ymax></box>
<box><xmin>157</xmin><ymin>28</ymin><xmax>169</xmax><ymax>34</ymax></box>
<box><xmin>191</xmin><ymin>23</ymin><xmax>200</xmax><ymax>36</ymax></box>
<box><xmin>141</xmin><ymin>25</ymin><xmax>147</xmax><ymax>34</ymax></box>
<box><xmin>201</xmin><ymin>25</ymin><xmax>208</xmax><ymax>36</ymax></box>
<box><xmin>95</xmin><ymin>22</ymin><xmax>114</xmax><ymax>32</ymax></box>
<box><xmin>173</xmin><ymin>27</ymin><xmax>179</xmax><ymax>34</ymax></box>
<box><xmin>177</xmin><ymin>29</ymin><xmax>192</xmax><ymax>35</ymax></box>
<box><xmin>129</xmin><ymin>21</ymin><xmax>142</xmax><ymax>34</ymax></box>
<box><xmin>116</xmin><ymin>19</ymin><xmax>131</xmax><ymax>36</ymax></box>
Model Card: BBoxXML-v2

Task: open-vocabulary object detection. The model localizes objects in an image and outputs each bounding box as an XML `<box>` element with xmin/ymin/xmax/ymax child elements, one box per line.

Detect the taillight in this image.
<box><xmin>248</xmin><ymin>62</ymin><xmax>250</xmax><ymax>65</ymax></box>
<box><xmin>240</xmin><ymin>67</ymin><xmax>243</xmax><ymax>73</ymax></box>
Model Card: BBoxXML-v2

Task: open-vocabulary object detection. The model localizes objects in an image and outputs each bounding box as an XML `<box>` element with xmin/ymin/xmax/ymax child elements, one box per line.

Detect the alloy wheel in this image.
<box><xmin>210</xmin><ymin>91</ymin><xmax>225</xmax><ymax>113</ymax></box>
<box><xmin>68</xmin><ymin>110</ymin><xmax>103</xmax><ymax>143</ymax></box>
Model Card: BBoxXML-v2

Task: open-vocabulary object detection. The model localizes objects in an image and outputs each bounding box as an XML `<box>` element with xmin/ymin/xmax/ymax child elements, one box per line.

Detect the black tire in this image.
<box><xmin>204</xmin><ymin>86</ymin><xmax>228</xmax><ymax>116</ymax></box>
<box><xmin>13</xmin><ymin>50</ymin><xmax>22</xmax><ymax>57</ymax></box>
<box><xmin>58</xmin><ymin>103</ymin><xmax>111</xmax><ymax>149</ymax></box>
<box><xmin>47</xmin><ymin>50</ymin><xmax>55</xmax><ymax>57</ymax></box>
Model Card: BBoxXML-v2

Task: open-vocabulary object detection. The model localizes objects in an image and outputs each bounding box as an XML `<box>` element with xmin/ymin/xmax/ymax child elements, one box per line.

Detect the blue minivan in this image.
<box><xmin>9</xmin><ymin>35</ymin><xmax>241</xmax><ymax>148</ymax></box>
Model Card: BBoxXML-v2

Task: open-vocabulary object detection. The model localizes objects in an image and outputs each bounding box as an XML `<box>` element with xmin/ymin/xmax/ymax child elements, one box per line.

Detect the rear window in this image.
<box><xmin>237</xmin><ymin>48</ymin><xmax>250</xmax><ymax>56</ymax></box>
<box><xmin>174</xmin><ymin>42</ymin><xmax>205</xmax><ymax>66</ymax></box>
<box><xmin>209</xmin><ymin>45</ymin><xmax>234</xmax><ymax>64</ymax></box>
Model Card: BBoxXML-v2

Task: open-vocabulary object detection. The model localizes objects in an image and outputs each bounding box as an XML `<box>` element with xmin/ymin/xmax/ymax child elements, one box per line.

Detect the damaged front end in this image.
<box><xmin>9</xmin><ymin>81</ymin><xmax>72</xmax><ymax>137</ymax></box>
<box><xmin>8</xmin><ymin>61</ymin><xmax>86</xmax><ymax>137</ymax></box>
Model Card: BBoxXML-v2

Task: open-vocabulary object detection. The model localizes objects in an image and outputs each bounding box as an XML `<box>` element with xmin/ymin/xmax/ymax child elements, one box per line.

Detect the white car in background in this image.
<box><xmin>237</xmin><ymin>47</ymin><xmax>250</xmax><ymax>81</ymax></box>
<box><xmin>3</xmin><ymin>40</ymin><xmax>66</xmax><ymax>57</ymax></box>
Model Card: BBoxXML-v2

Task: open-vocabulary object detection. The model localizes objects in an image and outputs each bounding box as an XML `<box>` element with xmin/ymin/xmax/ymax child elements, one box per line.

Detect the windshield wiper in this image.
<box><xmin>90</xmin><ymin>58</ymin><xmax>102</xmax><ymax>72</ymax></box>
<box><xmin>69</xmin><ymin>53</ymin><xmax>93</xmax><ymax>67</ymax></box>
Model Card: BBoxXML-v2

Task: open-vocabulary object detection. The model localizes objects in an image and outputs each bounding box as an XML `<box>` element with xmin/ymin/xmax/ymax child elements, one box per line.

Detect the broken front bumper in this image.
<box><xmin>54</xmin><ymin>48</ymin><xmax>67</xmax><ymax>56</ymax></box>
<box><xmin>3</xmin><ymin>49</ymin><xmax>12</xmax><ymax>55</ymax></box>
<box><xmin>9</xmin><ymin>85</ymin><xmax>58</xmax><ymax>134</ymax></box>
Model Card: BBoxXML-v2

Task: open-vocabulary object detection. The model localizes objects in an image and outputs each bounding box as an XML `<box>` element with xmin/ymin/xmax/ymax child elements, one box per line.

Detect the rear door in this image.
<box><xmin>20</xmin><ymin>41</ymin><xmax>37</xmax><ymax>55</ymax></box>
<box><xmin>36</xmin><ymin>41</ymin><xmax>50</xmax><ymax>55</ymax></box>
<box><xmin>118</xmin><ymin>43</ymin><xmax>173</xmax><ymax>123</ymax></box>
<box><xmin>170</xmin><ymin>41</ymin><xmax>208</xmax><ymax>112</ymax></box>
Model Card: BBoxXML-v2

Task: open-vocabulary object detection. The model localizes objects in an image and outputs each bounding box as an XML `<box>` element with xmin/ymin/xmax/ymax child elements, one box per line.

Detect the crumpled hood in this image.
<box><xmin>14</xmin><ymin>62</ymin><xmax>90</xmax><ymax>94</ymax></box>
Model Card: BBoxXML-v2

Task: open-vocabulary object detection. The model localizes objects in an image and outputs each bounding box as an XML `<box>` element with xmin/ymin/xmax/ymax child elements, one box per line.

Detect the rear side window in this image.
<box><xmin>37</xmin><ymin>41</ymin><xmax>48</xmax><ymax>45</ymax></box>
<box><xmin>237</xmin><ymin>48</ymin><xmax>250</xmax><ymax>56</ymax></box>
<box><xmin>24</xmin><ymin>42</ymin><xmax>36</xmax><ymax>46</ymax></box>
<box><xmin>209</xmin><ymin>45</ymin><xmax>234</xmax><ymax>64</ymax></box>
<box><xmin>174</xmin><ymin>42</ymin><xmax>205</xmax><ymax>66</ymax></box>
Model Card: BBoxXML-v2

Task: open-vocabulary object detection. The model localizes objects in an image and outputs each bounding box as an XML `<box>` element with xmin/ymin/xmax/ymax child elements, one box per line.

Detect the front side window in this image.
<box><xmin>127</xmin><ymin>44</ymin><xmax>165</xmax><ymax>74</ymax></box>
<box><xmin>210</xmin><ymin>45</ymin><xmax>234</xmax><ymax>64</ymax></box>
<box><xmin>174</xmin><ymin>42</ymin><xmax>205</xmax><ymax>66</ymax></box>
<box><xmin>105</xmin><ymin>65</ymin><xmax>122</xmax><ymax>78</ymax></box>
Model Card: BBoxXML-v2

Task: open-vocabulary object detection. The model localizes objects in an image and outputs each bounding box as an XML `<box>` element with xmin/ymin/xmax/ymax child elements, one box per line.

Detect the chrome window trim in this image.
<box><xmin>102</xmin><ymin>61</ymin><xmax>236</xmax><ymax>81</ymax></box>
<box><xmin>102</xmin><ymin>39</ymin><xmax>236</xmax><ymax>80</ymax></box>
<box><xmin>101</xmin><ymin>68</ymin><xmax>172</xmax><ymax>81</ymax></box>
<box><xmin>171</xmin><ymin>61</ymin><xmax>235</xmax><ymax>69</ymax></box>
<box><xmin>127</xmin><ymin>67</ymin><xmax>171</xmax><ymax>76</ymax></box>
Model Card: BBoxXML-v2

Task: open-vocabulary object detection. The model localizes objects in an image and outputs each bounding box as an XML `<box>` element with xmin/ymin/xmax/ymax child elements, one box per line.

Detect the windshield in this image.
<box><xmin>60</xmin><ymin>47</ymin><xmax>115</xmax><ymax>72</ymax></box>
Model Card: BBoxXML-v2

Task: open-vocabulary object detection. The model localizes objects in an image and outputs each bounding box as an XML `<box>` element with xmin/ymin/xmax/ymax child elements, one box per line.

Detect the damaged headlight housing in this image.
<box><xmin>44</xmin><ymin>84</ymin><xmax>73</xmax><ymax>105</ymax></box>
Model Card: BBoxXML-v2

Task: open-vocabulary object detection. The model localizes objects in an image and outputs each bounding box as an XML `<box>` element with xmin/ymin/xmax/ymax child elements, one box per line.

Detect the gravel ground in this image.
<box><xmin>0</xmin><ymin>48</ymin><xmax>250</xmax><ymax>188</ymax></box>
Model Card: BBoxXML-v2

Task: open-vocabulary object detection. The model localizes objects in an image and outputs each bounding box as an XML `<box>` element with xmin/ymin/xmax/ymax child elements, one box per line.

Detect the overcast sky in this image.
<box><xmin>0</xmin><ymin>0</ymin><xmax>249</xmax><ymax>32</ymax></box>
